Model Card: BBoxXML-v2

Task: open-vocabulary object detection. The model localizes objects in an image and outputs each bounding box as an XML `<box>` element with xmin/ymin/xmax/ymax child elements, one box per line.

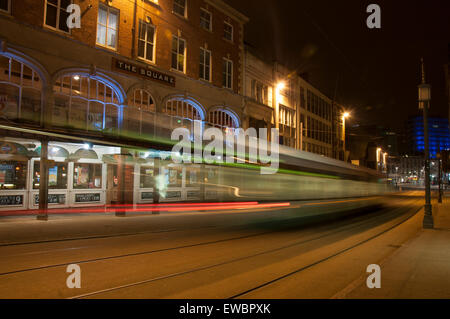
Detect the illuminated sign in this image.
<box><xmin>113</xmin><ymin>58</ymin><xmax>176</xmax><ymax>87</ymax></box>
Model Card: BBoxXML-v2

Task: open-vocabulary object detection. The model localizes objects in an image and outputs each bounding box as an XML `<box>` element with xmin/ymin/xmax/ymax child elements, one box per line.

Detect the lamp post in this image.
<box><xmin>342</xmin><ymin>112</ymin><xmax>350</xmax><ymax>161</ymax></box>
<box><xmin>275</xmin><ymin>81</ymin><xmax>285</xmax><ymax>131</ymax></box>
<box><xmin>437</xmin><ymin>153</ymin><xmax>443</xmax><ymax>203</ymax></box>
<box><xmin>418</xmin><ymin>58</ymin><xmax>433</xmax><ymax>229</ymax></box>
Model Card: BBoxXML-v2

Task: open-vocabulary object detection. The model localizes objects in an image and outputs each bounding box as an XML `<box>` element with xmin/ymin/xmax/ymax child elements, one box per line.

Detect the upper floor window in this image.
<box><xmin>128</xmin><ymin>89</ymin><xmax>156</xmax><ymax>135</ymax></box>
<box><xmin>53</xmin><ymin>74</ymin><xmax>121</xmax><ymax>131</ymax></box>
<box><xmin>207</xmin><ymin>109</ymin><xmax>238</xmax><ymax>132</ymax></box>
<box><xmin>0</xmin><ymin>0</ymin><xmax>11</xmax><ymax>13</ymax></box>
<box><xmin>0</xmin><ymin>55</ymin><xmax>43</xmax><ymax>125</ymax></box>
<box><xmin>173</xmin><ymin>0</ymin><xmax>186</xmax><ymax>18</ymax></box>
<box><xmin>200</xmin><ymin>8</ymin><xmax>212</xmax><ymax>31</ymax></box>
<box><xmin>224</xmin><ymin>21</ymin><xmax>233</xmax><ymax>41</ymax></box>
<box><xmin>164</xmin><ymin>98</ymin><xmax>203</xmax><ymax>134</ymax></box>
<box><xmin>199</xmin><ymin>47</ymin><xmax>211</xmax><ymax>82</ymax></box>
<box><xmin>222</xmin><ymin>58</ymin><xmax>232</xmax><ymax>89</ymax></box>
<box><xmin>96</xmin><ymin>4</ymin><xmax>119</xmax><ymax>50</ymax></box>
<box><xmin>171</xmin><ymin>35</ymin><xmax>186</xmax><ymax>73</ymax></box>
<box><xmin>251</xmin><ymin>79</ymin><xmax>268</xmax><ymax>105</ymax></box>
<box><xmin>44</xmin><ymin>0</ymin><xmax>71</xmax><ymax>32</ymax></box>
<box><xmin>138</xmin><ymin>21</ymin><xmax>155</xmax><ymax>63</ymax></box>
<box><xmin>279</xmin><ymin>104</ymin><xmax>296</xmax><ymax>148</ymax></box>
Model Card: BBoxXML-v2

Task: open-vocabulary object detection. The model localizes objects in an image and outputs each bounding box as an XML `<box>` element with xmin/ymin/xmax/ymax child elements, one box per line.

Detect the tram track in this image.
<box><xmin>0</xmin><ymin>202</ymin><xmax>390</xmax><ymax>276</ymax></box>
<box><xmin>229</xmin><ymin>202</ymin><xmax>421</xmax><ymax>298</ymax></box>
<box><xmin>64</xmin><ymin>199</ymin><xmax>421</xmax><ymax>299</ymax></box>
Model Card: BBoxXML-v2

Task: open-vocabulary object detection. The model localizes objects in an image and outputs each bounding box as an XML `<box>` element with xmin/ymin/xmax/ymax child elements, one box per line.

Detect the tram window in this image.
<box><xmin>73</xmin><ymin>163</ymin><xmax>102</xmax><ymax>189</ymax></box>
<box><xmin>0</xmin><ymin>161</ymin><xmax>27</xmax><ymax>190</ymax></box>
<box><xmin>33</xmin><ymin>161</ymin><xmax>68</xmax><ymax>189</ymax></box>
<box><xmin>140</xmin><ymin>166</ymin><xmax>154</xmax><ymax>188</ymax></box>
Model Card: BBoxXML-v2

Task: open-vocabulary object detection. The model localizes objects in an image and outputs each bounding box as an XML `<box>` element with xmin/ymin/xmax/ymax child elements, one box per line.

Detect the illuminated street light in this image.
<box><xmin>276</xmin><ymin>82</ymin><xmax>285</xmax><ymax>91</ymax></box>
<box><xmin>340</xmin><ymin>111</ymin><xmax>351</xmax><ymax>162</ymax></box>
<box><xmin>376</xmin><ymin>147</ymin><xmax>382</xmax><ymax>170</ymax></box>
<box><xmin>274</xmin><ymin>81</ymin><xmax>286</xmax><ymax>132</ymax></box>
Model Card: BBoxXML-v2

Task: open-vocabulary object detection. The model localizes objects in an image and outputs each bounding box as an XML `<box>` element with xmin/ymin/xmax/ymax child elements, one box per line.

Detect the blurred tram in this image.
<box><xmin>0</xmin><ymin>131</ymin><xmax>391</xmax><ymax>212</ymax></box>
<box><xmin>195</xmin><ymin>144</ymin><xmax>390</xmax><ymax>203</ymax></box>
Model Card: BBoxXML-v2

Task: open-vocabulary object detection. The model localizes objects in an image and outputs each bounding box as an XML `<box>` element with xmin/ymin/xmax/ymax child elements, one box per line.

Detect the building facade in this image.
<box><xmin>243</xmin><ymin>46</ymin><xmax>346</xmax><ymax>159</ymax></box>
<box><xmin>0</xmin><ymin>0</ymin><xmax>348</xmax><ymax>211</ymax></box>
<box><xmin>407</xmin><ymin>116</ymin><xmax>450</xmax><ymax>159</ymax></box>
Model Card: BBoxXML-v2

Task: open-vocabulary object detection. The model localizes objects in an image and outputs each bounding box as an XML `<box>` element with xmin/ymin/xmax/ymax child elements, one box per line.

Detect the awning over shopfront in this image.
<box><xmin>31</xmin><ymin>145</ymin><xmax>70</xmax><ymax>159</ymax></box>
<box><xmin>69</xmin><ymin>149</ymin><xmax>99</xmax><ymax>160</ymax></box>
<box><xmin>0</xmin><ymin>141</ymin><xmax>30</xmax><ymax>161</ymax></box>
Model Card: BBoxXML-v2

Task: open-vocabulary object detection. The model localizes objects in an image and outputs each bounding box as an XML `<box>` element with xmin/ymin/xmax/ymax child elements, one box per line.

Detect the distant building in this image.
<box><xmin>346</xmin><ymin>124</ymin><xmax>399</xmax><ymax>169</ymax></box>
<box><xmin>407</xmin><ymin>117</ymin><xmax>450</xmax><ymax>159</ymax></box>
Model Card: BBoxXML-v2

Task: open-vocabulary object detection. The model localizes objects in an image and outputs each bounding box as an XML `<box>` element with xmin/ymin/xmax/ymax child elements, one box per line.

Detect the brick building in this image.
<box><xmin>0</xmin><ymin>0</ymin><xmax>348</xmax><ymax>211</ymax></box>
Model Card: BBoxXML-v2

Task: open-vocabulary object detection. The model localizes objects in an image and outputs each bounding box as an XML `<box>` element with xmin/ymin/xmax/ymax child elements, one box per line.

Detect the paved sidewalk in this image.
<box><xmin>346</xmin><ymin>195</ymin><xmax>450</xmax><ymax>298</ymax></box>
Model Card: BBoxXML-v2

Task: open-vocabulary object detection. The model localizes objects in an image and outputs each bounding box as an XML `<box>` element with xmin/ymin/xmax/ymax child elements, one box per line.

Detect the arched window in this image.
<box><xmin>53</xmin><ymin>74</ymin><xmax>121</xmax><ymax>132</ymax></box>
<box><xmin>206</xmin><ymin>109</ymin><xmax>239</xmax><ymax>135</ymax></box>
<box><xmin>0</xmin><ymin>55</ymin><xmax>43</xmax><ymax>125</ymax></box>
<box><xmin>127</xmin><ymin>89</ymin><xmax>156</xmax><ymax>135</ymax></box>
<box><xmin>163</xmin><ymin>98</ymin><xmax>204</xmax><ymax>134</ymax></box>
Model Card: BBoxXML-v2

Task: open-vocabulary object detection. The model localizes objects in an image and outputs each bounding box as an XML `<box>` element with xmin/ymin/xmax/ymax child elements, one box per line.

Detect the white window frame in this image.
<box><xmin>223</xmin><ymin>58</ymin><xmax>233</xmax><ymax>90</ymax></box>
<box><xmin>43</xmin><ymin>0</ymin><xmax>72</xmax><ymax>33</ymax></box>
<box><xmin>96</xmin><ymin>4</ymin><xmax>119</xmax><ymax>50</ymax></box>
<box><xmin>200</xmin><ymin>8</ymin><xmax>212</xmax><ymax>31</ymax></box>
<box><xmin>199</xmin><ymin>47</ymin><xmax>211</xmax><ymax>82</ymax></box>
<box><xmin>173</xmin><ymin>0</ymin><xmax>187</xmax><ymax>18</ymax></box>
<box><xmin>137</xmin><ymin>20</ymin><xmax>156</xmax><ymax>63</ymax></box>
<box><xmin>171</xmin><ymin>35</ymin><xmax>186</xmax><ymax>73</ymax></box>
<box><xmin>224</xmin><ymin>21</ymin><xmax>233</xmax><ymax>42</ymax></box>
<box><xmin>0</xmin><ymin>0</ymin><xmax>11</xmax><ymax>13</ymax></box>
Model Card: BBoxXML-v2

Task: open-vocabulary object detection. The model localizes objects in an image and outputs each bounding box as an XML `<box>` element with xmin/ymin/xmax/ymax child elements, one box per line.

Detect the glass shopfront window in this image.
<box><xmin>140</xmin><ymin>166</ymin><xmax>154</xmax><ymax>188</ymax></box>
<box><xmin>163</xmin><ymin>166</ymin><xmax>182</xmax><ymax>187</ymax></box>
<box><xmin>0</xmin><ymin>161</ymin><xmax>27</xmax><ymax>190</ymax></box>
<box><xmin>33</xmin><ymin>161</ymin><xmax>68</xmax><ymax>189</ymax></box>
<box><xmin>73</xmin><ymin>163</ymin><xmax>102</xmax><ymax>189</ymax></box>
<box><xmin>206</xmin><ymin>167</ymin><xmax>218</xmax><ymax>184</ymax></box>
<box><xmin>186</xmin><ymin>166</ymin><xmax>199</xmax><ymax>187</ymax></box>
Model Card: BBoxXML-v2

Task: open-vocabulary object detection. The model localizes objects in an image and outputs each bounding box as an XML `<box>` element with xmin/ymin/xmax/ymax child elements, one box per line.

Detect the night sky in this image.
<box><xmin>225</xmin><ymin>0</ymin><xmax>450</xmax><ymax>130</ymax></box>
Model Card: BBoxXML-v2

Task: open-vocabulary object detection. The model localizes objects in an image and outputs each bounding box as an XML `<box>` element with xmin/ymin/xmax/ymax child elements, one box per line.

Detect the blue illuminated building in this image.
<box><xmin>408</xmin><ymin>117</ymin><xmax>450</xmax><ymax>158</ymax></box>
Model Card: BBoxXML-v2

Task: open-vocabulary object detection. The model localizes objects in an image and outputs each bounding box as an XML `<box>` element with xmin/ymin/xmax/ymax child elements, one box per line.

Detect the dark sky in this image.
<box><xmin>224</xmin><ymin>0</ymin><xmax>450</xmax><ymax>130</ymax></box>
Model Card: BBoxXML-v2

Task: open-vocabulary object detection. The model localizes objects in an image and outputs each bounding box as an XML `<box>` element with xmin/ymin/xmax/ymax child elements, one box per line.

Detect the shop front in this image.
<box><xmin>0</xmin><ymin>141</ymin><xmax>29</xmax><ymax>211</ymax></box>
<box><xmin>0</xmin><ymin>138</ymin><xmax>124</xmax><ymax>211</ymax></box>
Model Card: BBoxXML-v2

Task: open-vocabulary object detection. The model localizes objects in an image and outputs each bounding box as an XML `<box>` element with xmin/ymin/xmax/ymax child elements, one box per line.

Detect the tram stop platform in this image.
<box><xmin>341</xmin><ymin>194</ymin><xmax>450</xmax><ymax>299</ymax></box>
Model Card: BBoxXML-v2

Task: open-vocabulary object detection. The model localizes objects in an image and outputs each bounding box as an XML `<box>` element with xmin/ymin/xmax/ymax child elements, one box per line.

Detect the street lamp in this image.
<box><xmin>437</xmin><ymin>152</ymin><xmax>443</xmax><ymax>203</ymax></box>
<box><xmin>276</xmin><ymin>82</ymin><xmax>286</xmax><ymax>91</ymax></box>
<box><xmin>376</xmin><ymin>147</ymin><xmax>382</xmax><ymax>171</ymax></box>
<box><xmin>418</xmin><ymin>58</ymin><xmax>433</xmax><ymax>229</ymax></box>
<box><xmin>342</xmin><ymin>112</ymin><xmax>350</xmax><ymax>161</ymax></box>
<box><xmin>274</xmin><ymin>81</ymin><xmax>285</xmax><ymax>132</ymax></box>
